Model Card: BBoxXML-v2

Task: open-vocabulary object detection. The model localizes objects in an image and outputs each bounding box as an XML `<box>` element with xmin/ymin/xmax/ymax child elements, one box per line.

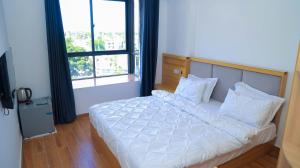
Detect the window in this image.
<box><xmin>134</xmin><ymin>0</ymin><xmax>140</xmax><ymax>77</ymax></box>
<box><xmin>60</xmin><ymin>0</ymin><xmax>140</xmax><ymax>80</ymax></box>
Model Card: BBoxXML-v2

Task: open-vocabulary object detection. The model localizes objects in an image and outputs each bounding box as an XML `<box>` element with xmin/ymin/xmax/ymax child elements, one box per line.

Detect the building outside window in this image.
<box><xmin>60</xmin><ymin>0</ymin><xmax>140</xmax><ymax>80</ymax></box>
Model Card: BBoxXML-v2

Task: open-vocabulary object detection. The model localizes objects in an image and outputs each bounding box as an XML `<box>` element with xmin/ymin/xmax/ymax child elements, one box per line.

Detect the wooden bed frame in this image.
<box><xmin>90</xmin><ymin>53</ymin><xmax>288</xmax><ymax>168</ymax></box>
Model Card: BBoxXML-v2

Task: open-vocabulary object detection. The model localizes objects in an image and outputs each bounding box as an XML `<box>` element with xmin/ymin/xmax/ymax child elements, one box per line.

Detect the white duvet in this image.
<box><xmin>89</xmin><ymin>90</ymin><xmax>259</xmax><ymax>168</ymax></box>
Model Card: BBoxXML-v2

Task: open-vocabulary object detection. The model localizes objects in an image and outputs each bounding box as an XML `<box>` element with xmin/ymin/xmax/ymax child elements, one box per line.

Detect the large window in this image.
<box><xmin>60</xmin><ymin>0</ymin><xmax>139</xmax><ymax>80</ymax></box>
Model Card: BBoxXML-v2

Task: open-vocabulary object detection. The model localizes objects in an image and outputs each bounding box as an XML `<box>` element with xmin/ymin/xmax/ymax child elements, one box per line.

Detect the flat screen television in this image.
<box><xmin>0</xmin><ymin>47</ymin><xmax>16</xmax><ymax>109</ymax></box>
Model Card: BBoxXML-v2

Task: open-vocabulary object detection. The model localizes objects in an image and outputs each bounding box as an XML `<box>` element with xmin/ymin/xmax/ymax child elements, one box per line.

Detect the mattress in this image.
<box><xmin>89</xmin><ymin>91</ymin><xmax>276</xmax><ymax>168</ymax></box>
<box><xmin>190</xmin><ymin>123</ymin><xmax>276</xmax><ymax>168</ymax></box>
<box><xmin>190</xmin><ymin>98</ymin><xmax>276</xmax><ymax>167</ymax></box>
<box><xmin>198</xmin><ymin>99</ymin><xmax>222</xmax><ymax>114</ymax></box>
<box><xmin>170</xmin><ymin>98</ymin><xmax>276</xmax><ymax>167</ymax></box>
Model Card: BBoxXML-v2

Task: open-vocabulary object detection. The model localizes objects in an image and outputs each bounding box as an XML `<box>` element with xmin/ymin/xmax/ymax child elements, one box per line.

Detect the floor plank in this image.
<box><xmin>23</xmin><ymin>115</ymin><xmax>279</xmax><ymax>168</ymax></box>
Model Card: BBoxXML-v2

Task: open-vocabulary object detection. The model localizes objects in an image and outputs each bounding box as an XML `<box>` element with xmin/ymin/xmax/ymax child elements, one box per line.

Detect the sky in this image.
<box><xmin>60</xmin><ymin>0</ymin><xmax>139</xmax><ymax>33</ymax></box>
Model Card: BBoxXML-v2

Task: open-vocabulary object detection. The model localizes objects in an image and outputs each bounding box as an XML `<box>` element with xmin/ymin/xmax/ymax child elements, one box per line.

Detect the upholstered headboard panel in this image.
<box><xmin>242</xmin><ymin>71</ymin><xmax>281</xmax><ymax>96</ymax></box>
<box><xmin>190</xmin><ymin>58</ymin><xmax>285</xmax><ymax>102</ymax></box>
<box><xmin>161</xmin><ymin>53</ymin><xmax>287</xmax><ymax>130</ymax></box>
<box><xmin>190</xmin><ymin>62</ymin><xmax>212</xmax><ymax>78</ymax></box>
<box><xmin>212</xmin><ymin>66</ymin><xmax>243</xmax><ymax>102</ymax></box>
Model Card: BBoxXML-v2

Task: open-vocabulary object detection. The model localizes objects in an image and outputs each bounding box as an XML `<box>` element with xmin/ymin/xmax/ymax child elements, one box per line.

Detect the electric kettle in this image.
<box><xmin>15</xmin><ymin>88</ymin><xmax>32</xmax><ymax>103</ymax></box>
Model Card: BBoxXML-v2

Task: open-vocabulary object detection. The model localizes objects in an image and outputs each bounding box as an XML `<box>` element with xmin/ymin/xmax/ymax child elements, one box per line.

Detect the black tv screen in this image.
<box><xmin>0</xmin><ymin>48</ymin><xmax>16</xmax><ymax>109</ymax></box>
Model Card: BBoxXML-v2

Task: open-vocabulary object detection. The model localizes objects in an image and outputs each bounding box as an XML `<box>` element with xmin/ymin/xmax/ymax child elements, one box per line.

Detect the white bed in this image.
<box><xmin>89</xmin><ymin>90</ymin><xmax>276</xmax><ymax>168</ymax></box>
<box><xmin>191</xmin><ymin>122</ymin><xmax>275</xmax><ymax>168</ymax></box>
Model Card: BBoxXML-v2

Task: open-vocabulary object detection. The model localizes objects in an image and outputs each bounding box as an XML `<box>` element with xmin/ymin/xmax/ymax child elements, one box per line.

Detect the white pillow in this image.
<box><xmin>220</xmin><ymin>89</ymin><xmax>274</xmax><ymax>128</ymax></box>
<box><xmin>175</xmin><ymin>77</ymin><xmax>189</xmax><ymax>94</ymax></box>
<box><xmin>234</xmin><ymin>82</ymin><xmax>285</xmax><ymax>126</ymax></box>
<box><xmin>188</xmin><ymin>74</ymin><xmax>218</xmax><ymax>103</ymax></box>
<box><xmin>175</xmin><ymin>77</ymin><xmax>206</xmax><ymax>104</ymax></box>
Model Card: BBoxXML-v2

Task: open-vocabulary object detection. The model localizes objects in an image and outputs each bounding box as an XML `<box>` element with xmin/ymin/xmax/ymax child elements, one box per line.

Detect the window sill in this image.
<box><xmin>72</xmin><ymin>74</ymin><xmax>140</xmax><ymax>89</ymax></box>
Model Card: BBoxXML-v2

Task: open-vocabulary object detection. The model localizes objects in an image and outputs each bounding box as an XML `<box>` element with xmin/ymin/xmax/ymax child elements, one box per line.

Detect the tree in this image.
<box><xmin>65</xmin><ymin>36</ymin><xmax>93</xmax><ymax>79</ymax></box>
<box><xmin>68</xmin><ymin>57</ymin><xmax>93</xmax><ymax>79</ymax></box>
<box><xmin>65</xmin><ymin>36</ymin><xmax>85</xmax><ymax>53</ymax></box>
<box><xmin>94</xmin><ymin>38</ymin><xmax>105</xmax><ymax>51</ymax></box>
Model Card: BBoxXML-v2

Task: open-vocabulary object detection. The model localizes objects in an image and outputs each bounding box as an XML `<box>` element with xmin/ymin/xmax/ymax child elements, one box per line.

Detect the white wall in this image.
<box><xmin>2</xmin><ymin>0</ymin><xmax>51</xmax><ymax>99</ymax></box>
<box><xmin>0</xmin><ymin>104</ymin><xmax>22</xmax><ymax>168</ymax></box>
<box><xmin>157</xmin><ymin>0</ymin><xmax>300</xmax><ymax>147</ymax></box>
<box><xmin>156</xmin><ymin>0</ymin><xmax>168</xmax><ymax>83</ymax></box>
<box><xmin>74</xmin><ymin>82</ymin><xmax>140</xmax><ymax>115</ymax></box>
<box><xmin>2</xmin><ymin>0</ymin><xmax>141</xmax><ymax>115</ymax></box>
<box><xmin>0</xmin><ymin>1</ymin><xmax>22</xmax><ymax>167</ymax></box>
<box><xmin>0</xmin><ymin>0</ymin><xmax>8</xmax><ymax>56</ymax></box>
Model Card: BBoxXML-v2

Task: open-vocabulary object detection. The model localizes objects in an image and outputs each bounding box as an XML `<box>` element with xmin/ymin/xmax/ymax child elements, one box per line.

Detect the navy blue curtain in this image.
<box><xmin>44</xmin><ymin>0</ymin><xmax>76</xmax><ymax>124</ymax></box>
<box><xmin>139</xmin><ymin>0</ymin><xmax>160</xmax><ymax>96</ymax></box>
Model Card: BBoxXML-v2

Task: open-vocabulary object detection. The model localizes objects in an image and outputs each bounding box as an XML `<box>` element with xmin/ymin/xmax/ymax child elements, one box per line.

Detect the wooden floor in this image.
<box><xmin>23</xmin><ymin>115</ymin><xmax>279</xmax><ymax>168</ymax></box>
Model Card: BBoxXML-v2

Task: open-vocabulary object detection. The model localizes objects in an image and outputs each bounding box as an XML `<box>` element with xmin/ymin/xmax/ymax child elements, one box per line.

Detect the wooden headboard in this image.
<box><xmin>161</xmin><ymin>54</ymin><xmax>189</xmax><ymax>90</ymax></box>
<box><xmin>160</xmin><ymin>53</ymin><xmax>288</xmax><ymax>130</ymax></box>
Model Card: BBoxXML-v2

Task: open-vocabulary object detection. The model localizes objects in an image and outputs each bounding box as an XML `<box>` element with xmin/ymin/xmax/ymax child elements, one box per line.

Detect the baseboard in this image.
<box><xmin>77</xmin><ymin>113</ymin><xmax>89</xmax><ymax>117</ymax></box>
<box><xmin>76</xmin><ymin>111</ymin><xmax>89</xmax><ymax>116</ymax></box>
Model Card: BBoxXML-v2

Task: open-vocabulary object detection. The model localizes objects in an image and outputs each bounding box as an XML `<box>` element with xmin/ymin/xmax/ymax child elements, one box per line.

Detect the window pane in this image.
<box><xmin>93</xmin><ymin>0</ymin><xmax>126</xmax><ymax>51</ymax></box>
<box><xmin>60</xmin><ymin>0</ymin><xmax>92</xmax><ymax>52</ymax></box>
<box><xmin>134</xmin><ymin>0</ymin><xmax>140</xmax><ymax>76</ymax></box>
<box><xmin>134</xmin><ymin>0</ymin><xmax>140</xmax><ymax>52</ymax></box>
<box><xmin>68</xmin><ymin>56</ymin><xmax>94</xmax><ymax>79</ymax></box>
<box><xmin>134</xmin><ymin>53</ymin><xmax>140</xmax><ymax>77</ymax></box>
<box><xmin>95</xmin><ymin>55</ymin><xmax>128</xmax><ymax>76</ymax></box>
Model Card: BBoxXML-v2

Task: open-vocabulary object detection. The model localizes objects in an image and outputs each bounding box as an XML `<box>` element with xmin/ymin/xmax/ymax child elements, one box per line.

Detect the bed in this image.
<box><xmin>89</xmin><ymin>54</ymin><xmax>288</xmax><ymax>168</ymax></box>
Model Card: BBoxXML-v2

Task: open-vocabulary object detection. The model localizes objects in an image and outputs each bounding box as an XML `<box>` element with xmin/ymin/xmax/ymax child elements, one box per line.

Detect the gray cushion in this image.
<box><xmin>242</xmin><ymin>71</ymin><xmax>281</xmax><ymax>96</ymax></box>
<box><xmin>212</xmin><ymin>65</ymin><xmax>243</xmax><ymax>102</ymax></box>
<box><xmin>190</xmin><ymin>62</ymin><xmax>212</xmax><ymax>78</ymax></box>
<box><xmin>189</xmin><ymin>60</ymin><xmax>282</xmax><ymax>103</ymax></box>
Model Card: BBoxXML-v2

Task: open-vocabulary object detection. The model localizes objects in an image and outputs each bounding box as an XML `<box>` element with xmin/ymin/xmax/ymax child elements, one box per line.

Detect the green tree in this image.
<box><xmin>65</xmin><ymin>36</ymin><xmax>93</xmax><ymax>79</ymax></box>
<box><xmin>94</xmin><ymin>38</ymin><xmax>105</xmax><ymax>51</ymax></box>
<box><xmin>68</xmin><ymin>57</ymin><xmax>93</xmax><ymax>79</ymax></box>
<box><xmin>65</xmin><ymin>36</ymin><xmax>85</xmax><ymax>53</ymax></box>
<box><xmin>65</xmin><ymin>33</ymin><xmax>108</xmax><ymax>79</ymax></box>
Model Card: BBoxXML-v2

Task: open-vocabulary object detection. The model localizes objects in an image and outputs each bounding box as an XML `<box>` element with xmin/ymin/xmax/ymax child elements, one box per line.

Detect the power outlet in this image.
<box><xmin>173</xmin><ymin>69</ymin><xmax>182</xmax><ymax>75</ymax></box>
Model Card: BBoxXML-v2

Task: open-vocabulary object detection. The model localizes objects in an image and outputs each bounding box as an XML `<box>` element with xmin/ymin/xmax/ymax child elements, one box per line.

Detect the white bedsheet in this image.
<box><xmin>178</xmin><ymin>96</ymin><xmax>276</xmax><ymax>168</ymax></box>
<box><xmin>89</xmin><ymin>90</ymin><xmax>268</xmax><ymax>168</ymax></box>
<box><xmin>192</xmin><ymin>123</ymin><xmax>276</xmax><ymax>168</ymax></box>
<box><xmin>198</xmin><ymin>99</ymin><xmax>222</xmax><ymax>114</ymax></box>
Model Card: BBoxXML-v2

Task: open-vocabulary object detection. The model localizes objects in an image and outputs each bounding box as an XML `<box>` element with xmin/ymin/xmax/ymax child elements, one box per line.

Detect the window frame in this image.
<box><xmin>65</xmin><ymin>0</ymin><xmax>135</xmax><ymax>80</ymax></box>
